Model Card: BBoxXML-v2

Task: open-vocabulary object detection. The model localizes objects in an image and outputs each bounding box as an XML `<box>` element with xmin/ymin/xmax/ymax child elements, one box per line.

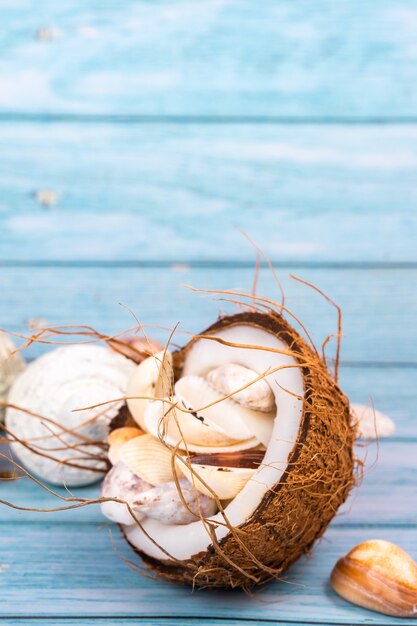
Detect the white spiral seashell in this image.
<box><xmin>0</xmin><ymin>332</ymin><xmax>25</xmax><ymax>421</ymax></box>
<box><xmin>5</xmin><ymin>345</ymin><xmax>135</xmax><ymax>486</ymax></box>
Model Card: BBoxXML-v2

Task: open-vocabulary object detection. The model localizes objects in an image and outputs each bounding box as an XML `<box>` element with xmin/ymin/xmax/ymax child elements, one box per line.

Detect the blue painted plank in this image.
<box><xmin>1</xmin><ymin>441</ymin><xmax>415</xmax><ymax>525</ymax></box>
<box><xmin>0</xmin><ymin>521</ymin><xmax>416</xmax><ymax>623</ymax></box>
<box><xmin>0</xmin><ymin>266</ymin><xmax>416</xmax><ymax>363</ymax></box>
<box><xmin>1</xmin><ymin>123</ymin><xmax>417</xmax><ymax>262</ymax></box>
<box><xmin>2</xmin><ymin>615</ymin><xmax>316</xmax><ymax>626</ymax></box>
<box><xmin>0</xmin><ymin>1</ymin><xmax>417</xmax><ymax>118</ymax></box>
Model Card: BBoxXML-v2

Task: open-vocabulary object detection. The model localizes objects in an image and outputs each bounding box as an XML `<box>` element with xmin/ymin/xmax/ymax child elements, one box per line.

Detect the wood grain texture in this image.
<box><xmin>1</xmin><ymin>1</ymin><xmax>417</xmax><ymax>118</ymax></box>
<box><xmin>1</xmin><ymin>441</ymin><xmax>415</xmax><ymax>525</ymax></box>
<box><xmin>1</xmin><ymin>266</ymin><xmax>416</xmax><ymax>363</ymax></box>
<box><xmin>0</xmin><ymin>521</ymin><xmax>416</xmax><ymax>624</ymax></box>
<box><xmin>1</xmin><ymin>122</ymin><xmax>417</xmax><ymax>262</ymax></box>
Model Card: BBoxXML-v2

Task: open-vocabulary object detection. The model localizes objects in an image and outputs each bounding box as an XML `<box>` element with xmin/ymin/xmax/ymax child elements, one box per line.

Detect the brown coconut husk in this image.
<box><xmin>120</xmin><ymin>309</ymin><xmax>355</xmax><ymax>589</ymax></box>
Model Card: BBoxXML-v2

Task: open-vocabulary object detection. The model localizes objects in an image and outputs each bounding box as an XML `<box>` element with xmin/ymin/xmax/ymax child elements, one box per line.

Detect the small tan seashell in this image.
<box><xmin>0</xmin><ymin>332</ymin><xmax>26</xmax><ymax>421</ymax></box>
<box><xmin>119</xmin><ymin>433</ymin><xmax>182</xmax><ymax>486</ymax></box>
<box><xmin>206</xmin><ymin>363</ymin><xmax>276</xmax><ymax>413</ymax></box>
<box><xmin>330</xmin><ymin>539</ymin><xmax>417</xmax><ymax>617</ymax></box>
<box><xmin>178</xmin><ymin>450</ymin><xmax>264</xmax><ymax>500</ymax></box>
<box><xmin>107</xmin><ymin>426</ymin><xmax>144</xmax><ymax>465</ymax></box>
<box><xmin>108</xmin><ymin>335</ymin><xmax>164</xmax><ymax>364</ymax></box>
<box><xmin>127</xmin><ymin>350</ymin><xmax>173</xmax><ymax>430</ymax></box>
<box><xmin>350</xmin><ymin>403</ymin><xmax>395</xmax><ymax>440</ymax></box>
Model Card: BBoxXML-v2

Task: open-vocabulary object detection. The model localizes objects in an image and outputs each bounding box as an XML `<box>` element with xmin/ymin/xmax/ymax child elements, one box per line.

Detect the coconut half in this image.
<box><xmin>117</xmin><ymin>311</ymin><xmax>354</xmax><ymax>588</ymax></box>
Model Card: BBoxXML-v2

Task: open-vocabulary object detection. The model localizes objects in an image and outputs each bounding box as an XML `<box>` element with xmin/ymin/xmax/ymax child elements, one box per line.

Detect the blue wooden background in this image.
<box><xmin>1</xmin><ymin>1</ymin><xmax>417</xmax><ymax>624</ymax></box>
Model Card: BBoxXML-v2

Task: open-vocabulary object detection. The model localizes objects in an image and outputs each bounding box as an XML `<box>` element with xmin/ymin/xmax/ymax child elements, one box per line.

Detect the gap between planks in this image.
<box><xmin>3</xmin><ymin>113</ymin><xmax>417</xmax><ymax>125</ymax></box>
<box><xmin>2</xmin><ymin>260</ymin><xmax>417</xmax><ymax>270</ymax></box>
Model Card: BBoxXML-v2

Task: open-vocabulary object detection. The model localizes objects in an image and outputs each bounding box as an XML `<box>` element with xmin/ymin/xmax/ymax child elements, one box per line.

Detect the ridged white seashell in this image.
<box><xmin>127</xmin><ymin>350</ymin><xmax>173</xmax><ymax>430</ymax></box>
<box><xmin>134</xmin><ymin>477</ymin><xmax>218</xmax><ymax>525</ymax></box>
<box><xmin>178</xmin><ymin>450</ymin><xmax>264</xmax><ymax>500</ymax></box>
<box><xmin>0</xmin><ymin>332</ymin><xmax>25</xmax><ymax>421</ymax></box>
<box><xmin>5</xmin><ymin>345</ymin><xmax>135</xmax><ymax>486</ymax></box>
<box><xmin>119</xmin><ymin>433</ymin><xmax>182</xmax><ymax>485</ymax></box>
<box><xmin>144</xmin><ymin>398</ymin><xmax>258</xmax><ymax>453</ymax></box>
<box><xmin>176</xmin><ymin>375</ymin><xmax>274</xmax><ymax>447</ymax></box>
<box><xmin>107</xmin><ymin>427</ymin><xmax>144</xmax><ymax>465</ymax></box>
<box><xmin>100</xmin><ymin>461</ymin><xmax>150</xmax><ymax>525</ymax></box>
<box><xmin>207</xmin><ymin>363</ymin><xmax>276</xmax><ymax>413</ymax></box>
<box><xmin>350</xmin><ymin>403</ymin><xmax>396</xmax><ymax>440</ymax></box>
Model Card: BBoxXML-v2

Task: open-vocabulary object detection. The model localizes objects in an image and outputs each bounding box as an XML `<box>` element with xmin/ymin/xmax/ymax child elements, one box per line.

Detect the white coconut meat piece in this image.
<box><xmin>127</xmin><ymin>350</ymin><xmax>173</xmax><ymax>430</ymax></box>
<box><xmin>0</xmin><ymin>332</ymin><xmax>26</xmax><ymax>421</ymax></box>
<box><xmin>5</xmin><ymin>345</ymin><xmax>135</xmax><ymax>486</ymax></box>
<box><xmin>350</xmin><ymin>403</ymin><xmax>395</xmax><ymax>440</ymax></box>
<box><xmin>124</xmin><ymin>323</ymin><xmax>304</xmax><ymax>561</ymax></box>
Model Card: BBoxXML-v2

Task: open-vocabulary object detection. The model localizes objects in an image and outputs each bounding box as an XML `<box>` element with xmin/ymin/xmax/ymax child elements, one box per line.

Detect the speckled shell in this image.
<box><xmin>0</xmin><ymin>332</ymin><xmax>25</xmax><ymax>421</ymax></box>
<box><xmin>5</xmin><ymin>344</ymin><xmax>135</xmax><ymax>486</ymax></box>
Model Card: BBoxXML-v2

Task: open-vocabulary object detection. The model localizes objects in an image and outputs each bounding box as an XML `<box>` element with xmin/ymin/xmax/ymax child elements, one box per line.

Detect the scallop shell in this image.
<box><xmin>178</xmin><ymin>456</ymin><xmax>257</xmax><ymax>500</ymax></box>
<box><xmin>5</xmin><ymin>344</ymin><xmax>136</xmax><ymax>486</ymax></box>
<box><xmin>100</xmin><ymin>461</ymin><xmax>150</xmax><ymax>525</ymax></box>
<box><xmin>144</xmin><ymin>397</ymin><xmax>258</xmax><ymax>453</ymax></box>
<box><xmin>206</xmin><ymin>363</ymin><xmax>276</xmax><ymax>413</ymax></box>
<box><xmin>176</xmin><ymin>375</ymin><xmax>274</xmax><ymax>447</ymax></box>
<box><xmin>127</xmin><ymin>350</ymin><xmax>173</xmax><ymax>430</ymax></box>
<box><xmin>119</xmin><ymin>433</ymin><xmax>182</xmax><ymax>485</ymax></box>
<box><xmin>0</xmin><ymin>332</ymin><xmax>25</xmax><ymax>421</ymax></box>
<box><xmin>107</xmin><ymin>427</ymin><xmax>144</xmax><ymax>465</ymax></box>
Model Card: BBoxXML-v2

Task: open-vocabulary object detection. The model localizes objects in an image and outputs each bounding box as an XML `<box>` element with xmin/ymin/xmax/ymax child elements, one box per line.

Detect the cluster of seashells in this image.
<box><xmin>100</xmin><ymin>350</ymin><xmax>277</xmax><ymax>526</ymax></box>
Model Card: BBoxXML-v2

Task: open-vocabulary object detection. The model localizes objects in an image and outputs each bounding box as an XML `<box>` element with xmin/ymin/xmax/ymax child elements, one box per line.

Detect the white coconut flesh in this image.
<box><xmin>124</xmin><ymin>323</ymin><xmax>304</xmax><ymax>562</ymax></box>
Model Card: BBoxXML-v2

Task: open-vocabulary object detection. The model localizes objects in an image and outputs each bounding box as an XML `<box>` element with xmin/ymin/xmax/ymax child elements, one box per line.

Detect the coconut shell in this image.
<box><xmin>119</xmin><ymin>311</ymin><xmax>355</xmax><ymax>589</ymax></box>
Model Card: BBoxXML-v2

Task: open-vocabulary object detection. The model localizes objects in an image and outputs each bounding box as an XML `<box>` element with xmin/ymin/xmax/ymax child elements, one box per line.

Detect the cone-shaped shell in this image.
<box><xmin>5</xmin><ymin>345</ymin><xmax>135</xmax><ymax>486</ymax></box>
<box><xmin>127</xmin><ymin>350</ymin><xmax>173</xmax><ymax>430</ymax></box>
<box><xmin>119</xmin><ymin>433</ymin><xmax>182</xmax><ymax>486</ymax></box>
<box><xmin>108</xmin><ymin>427</ymin><xmax>144</xmax><ymax>465</ymax></box>
<box><xmin>331</xmin><ymin>540</ymin><xmax>417</xmax><ymax>617</ymax></box>
<box><xmin>122</xmin><ymin>311</ymin><xmax>355</xmax><ymax>589</ymax></box>
<box><xmin>0</xmin><ymin>332</ymin><xmax>25</xmax><ymax>421</ymax></box>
